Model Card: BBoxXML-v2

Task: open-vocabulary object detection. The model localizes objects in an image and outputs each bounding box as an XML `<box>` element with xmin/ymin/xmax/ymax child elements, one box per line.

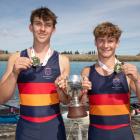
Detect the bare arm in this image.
<box><xmin>0</xmin><ymin>53</ymin><xmax>32</xmax><ymax>104</ymax></box>
<box><xmin>56</xmin><ymin>54</ymin><xmax>70</xmax><ymax>104</ymax></box>
<box><xmin>130</xmin><ymin>79</ymin><xmax>140</xmax><ymax>101</ymax></box>
<box><xmin>122</xmin><ymin>63</ymin><xmax>140</xmax><ymax>101</ymax></box>
<box><xmin>0</xmin><ymin>53</ymin><xmax>19</xmax><ymax>104</ymax></box>
<box><xmin>80</xmin><ymin>67</ymin><xmax>91</xmax><ymax>105</ymax></box>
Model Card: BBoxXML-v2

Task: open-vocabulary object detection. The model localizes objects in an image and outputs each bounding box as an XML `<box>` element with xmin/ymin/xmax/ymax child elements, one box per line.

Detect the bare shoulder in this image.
<box><xmin>59</xmin><ymin>54</ymin><xmax>70</xmax><ymax>67</ymax></box>
<box><xmin>59</xmin><ymin>54</ymin><xmax>70</xmax><ymax>74</ymax></box>
<box><xmin>81</xmin><ymin>66</ymin><xmax>90</xmax><ymax>76</ymax></box>
<box><xmin>59</xmin><ymin>54</ymin><xmax>69</xmax><ymax>62</ymax></box>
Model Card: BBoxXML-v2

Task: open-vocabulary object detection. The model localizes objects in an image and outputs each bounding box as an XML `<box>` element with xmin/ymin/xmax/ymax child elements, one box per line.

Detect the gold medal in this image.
<box><xmin>114</xmin><ymin>63</ymin><xmax>122</xmax><ymax>73</ymax></box>
<box><xmin>32</xmin><ymin>56</ymin><xmax>40</xmax><ymax>67</ymax></box>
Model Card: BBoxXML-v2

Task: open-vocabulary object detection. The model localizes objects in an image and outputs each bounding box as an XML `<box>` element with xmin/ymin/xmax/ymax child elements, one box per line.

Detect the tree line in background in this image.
<box><xmin>0</xmin><ymin>50</ymin><xmax>8</xmax><ymax>54</ymax></box>
<box><xmin>0</xmin><ymin>49</ymin><xmax>140</xmax><ymax>56</ymax></box>
<box><xmin>61</xmin><ymin>50</ymin><xmax>96</xmax><ymax>55</ymax></box>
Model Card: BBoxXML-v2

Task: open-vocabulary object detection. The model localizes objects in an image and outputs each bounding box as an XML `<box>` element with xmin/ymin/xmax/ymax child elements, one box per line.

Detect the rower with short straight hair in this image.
<box><xmin>0</xmin><ymin>7</ymin><xmax>70</xmax><ymax>140</ymax></box>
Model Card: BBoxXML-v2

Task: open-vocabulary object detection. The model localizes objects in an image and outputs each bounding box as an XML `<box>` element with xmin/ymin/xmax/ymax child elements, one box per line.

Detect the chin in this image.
<box><xmin>38</xmin><ymin>39</ymin><xmax>48</xmax><ymax>43</ymax></box>
<box><xmin>101</xmin><ymin>53</ymin><xmax>113</xmax><ymax>58</ymax></box>
<box><xmin>103</xmin><ymin>51</ymin><xmax>114</xmax><ymax>56</ymax></box>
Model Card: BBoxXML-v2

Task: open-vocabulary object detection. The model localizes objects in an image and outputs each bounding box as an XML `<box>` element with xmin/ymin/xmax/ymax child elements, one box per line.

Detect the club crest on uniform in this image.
<box><xmin>112</xmin><ymin>76</ymin><xmax>122</xmax><ymax>89</ymax></box>
<box><xmin>44</xmin><ymin>67</ymin><xmax>52</xmax><ymax>76</ymax></box>
<box><xmin>42</xmin><ymin>67</ymin><xmax>52</xmax><ymax>79</ymax></box>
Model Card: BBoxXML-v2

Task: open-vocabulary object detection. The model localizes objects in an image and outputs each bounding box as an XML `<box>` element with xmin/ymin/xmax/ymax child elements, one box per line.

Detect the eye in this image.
<box><xmin>34</xmin><ymin>22</ymin><xmax>42</xmax><ymax>26</ymax></box>
<box><xmin>45</xmin><ymin>23</ymin><xmax>53</xmax><ymax>27</ymax></box>
<box><xmin>108</xmin><ymin>38</ymin><xmax>116</xmax><ymax>43</ymax></box>
<box><xmin>97</xmin><ymin>39</ymin><xmax>104</xmax><ymax>43</ymax></box>
<box><xmin>108</xmin><ymin>40</ymin><xmax>114</xmax><ymax>43</ymax></box>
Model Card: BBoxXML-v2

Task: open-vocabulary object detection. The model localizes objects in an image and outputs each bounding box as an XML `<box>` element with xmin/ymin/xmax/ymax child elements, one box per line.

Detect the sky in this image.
<box><xmin>0</xmin><ymin>0</ymin><xmax>140</xmax><ymax>55</ymax></box>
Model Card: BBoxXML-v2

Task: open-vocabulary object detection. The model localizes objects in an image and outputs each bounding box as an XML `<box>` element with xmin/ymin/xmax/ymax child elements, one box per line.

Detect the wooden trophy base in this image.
<box><xmin>67</xmin><ymin>106</ymin><xmax>87</xmax><ymax>119</ymax></box>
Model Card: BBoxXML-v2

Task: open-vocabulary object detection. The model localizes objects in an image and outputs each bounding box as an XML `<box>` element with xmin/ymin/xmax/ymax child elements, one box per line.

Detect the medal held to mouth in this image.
<box><xmin>32</xmin><ymin>56</ymin><xmax>40</xmax><ymax>67</ymax></box>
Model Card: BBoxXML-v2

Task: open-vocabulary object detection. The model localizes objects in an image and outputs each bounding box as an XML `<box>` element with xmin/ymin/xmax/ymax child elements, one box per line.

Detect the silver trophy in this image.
<box><xmin>67</xmin><ymin>75</ymin><xmax>87</xmax><ymax>118</ymax></box>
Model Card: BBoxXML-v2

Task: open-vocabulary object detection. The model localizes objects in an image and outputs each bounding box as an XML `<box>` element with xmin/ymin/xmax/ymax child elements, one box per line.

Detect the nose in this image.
<box><xmin>40</xmin><ymin>24</ymin><xmax>45</xmax><ymax>31</ymax></box>
<box><xmin>104</xmin><ymin>41</ymin><xmax>108</xmax><ymax>48</ymax></box>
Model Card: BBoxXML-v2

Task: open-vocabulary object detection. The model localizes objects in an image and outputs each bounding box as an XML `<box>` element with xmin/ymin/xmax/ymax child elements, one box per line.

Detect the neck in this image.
<box><xmin>98</xmin><ymin>56</ymin><xmax>116</xmax><ymax>68</ymax></box>
<box><xmin>98</xmin><ymin>56</ymin><xmax>116</xmax><ymax>73</ymax></box>
<box><xmin>31</xmin><ymin>42</ymin><xmax>51</xmax><ymax>63</ymax></box>
<box><xmin>33</xmin><ymin>42</ymin><xmax>50</xmax><ymax>54</ymax></box>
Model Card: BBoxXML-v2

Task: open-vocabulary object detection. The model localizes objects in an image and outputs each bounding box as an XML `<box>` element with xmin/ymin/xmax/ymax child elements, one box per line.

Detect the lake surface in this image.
<box><xmin>0</xmin><ymin>61</ymin><xmax>140</xmax><ymax>106</ymax></box>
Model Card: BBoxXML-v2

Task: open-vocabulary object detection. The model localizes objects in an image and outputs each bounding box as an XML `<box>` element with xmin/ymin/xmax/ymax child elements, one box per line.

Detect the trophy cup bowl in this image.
<box><xmin>67</xmin><ymin>75</ymin><xmax>87</xmax><ymax>119</ymax></box>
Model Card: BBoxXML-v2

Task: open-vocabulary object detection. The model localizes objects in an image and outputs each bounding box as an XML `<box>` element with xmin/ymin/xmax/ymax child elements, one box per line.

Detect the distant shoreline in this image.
<box><xmin>0</xmin><ymin>54</ymin><xmax>11</xmax><ymax>61</ymax></box>
<box><xmin>0</xmin><ymin>53</ymin><xmax>140</xmax><ymax>61</ymax></box>
<box><xmin>65</xmin><ymin>54</ymin><xmax>140</xmax><ymax>61</ymax></box>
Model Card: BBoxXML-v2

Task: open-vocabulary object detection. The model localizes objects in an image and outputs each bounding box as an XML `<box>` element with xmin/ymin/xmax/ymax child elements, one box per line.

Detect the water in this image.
<box><xmin>70</xmin><ymin>61</ymin><xmax>94</xmax><ymax>75</ymax></box>
<box><xmin>0</xmin><ymin>61</ymin><xmax>140</xmax><ymax>106</ymax></box>
<box><xmin>0</xmin><ymin>61</ymin><xmax>7</xmax><ymax>77</ymax></box>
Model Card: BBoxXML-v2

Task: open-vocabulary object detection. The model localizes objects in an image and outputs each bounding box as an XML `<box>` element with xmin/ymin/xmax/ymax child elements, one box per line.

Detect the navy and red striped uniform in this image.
<box><xmin>88</xmin><ymin>65</ymin><xmax>135</xmax><ymax>140</ymax></box>
<box><xmin>16</xmin><ymin>49</ymin><xmax>66</xmax><ymax>140</ymax></box>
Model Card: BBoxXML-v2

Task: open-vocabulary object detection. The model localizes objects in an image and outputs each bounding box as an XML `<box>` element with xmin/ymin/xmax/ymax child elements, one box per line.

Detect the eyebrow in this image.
<box><xmin>33</xmin><ymin>20</ymin><xmax>53</xmax><ymax>24</ymax></box>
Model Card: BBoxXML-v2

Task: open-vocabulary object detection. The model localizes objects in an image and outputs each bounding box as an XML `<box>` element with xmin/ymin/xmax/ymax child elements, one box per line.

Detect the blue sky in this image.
<box><xmin>0</xmin><ymin>0</ymin><xmax>140</xmax><ymax>55</ymax></box>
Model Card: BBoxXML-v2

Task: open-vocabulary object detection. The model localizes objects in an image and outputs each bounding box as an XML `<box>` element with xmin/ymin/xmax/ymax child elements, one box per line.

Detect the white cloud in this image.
<box><xmin>0</xmin><ymin>0</ymin><xmax>140</xmax><ymax>54</ymax></box>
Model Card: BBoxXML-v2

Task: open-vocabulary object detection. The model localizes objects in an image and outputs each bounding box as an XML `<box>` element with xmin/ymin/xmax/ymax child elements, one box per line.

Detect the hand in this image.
<box><xmin>121</xmin><ymin>63</ymin><xmax>140</xmax><ymax>82</ymax></box>
<box><xmin>81</xmin><ymin>76</ymin><xmax>92</xmax><ymax>94</ymax></box>
<box><xmin>13</xmin><ymin>57</ymin><xmax>32</xmax><ymax>75</ymax></box>
<box><xmin>55</xmin><ymin>75</ymin><xmax>68</xmax><ymax>90</ymax></box>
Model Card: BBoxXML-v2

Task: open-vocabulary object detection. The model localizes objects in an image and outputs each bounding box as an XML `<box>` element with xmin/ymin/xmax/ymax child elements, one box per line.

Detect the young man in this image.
<box><xmin>81</xmin><ymin>22</ymin><xmax>140</xmax><ymax>140</ymax></box>
<box><xmin>0</xmin><ymin>7</ymin><xmax>69</xmax><ymax>140</ymax></box>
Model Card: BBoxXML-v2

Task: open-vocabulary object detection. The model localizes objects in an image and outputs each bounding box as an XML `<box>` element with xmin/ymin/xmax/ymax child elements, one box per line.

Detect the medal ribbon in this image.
<box><xmin>98</xmin><ymin>58</ymin><xmax>121</xmax><ymax>73</ymax></box>
<box><xmin>31</xmin><ymin>47</ymin><xmax>53</xmax><ymax>66</ymax></box>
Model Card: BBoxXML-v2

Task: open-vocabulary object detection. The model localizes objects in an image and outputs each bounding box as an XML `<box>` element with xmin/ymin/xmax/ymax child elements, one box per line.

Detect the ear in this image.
<box><xmin>29</xmin><ymin>24</ymin><xmax>33</xmax><ymax>32</ymax></box>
